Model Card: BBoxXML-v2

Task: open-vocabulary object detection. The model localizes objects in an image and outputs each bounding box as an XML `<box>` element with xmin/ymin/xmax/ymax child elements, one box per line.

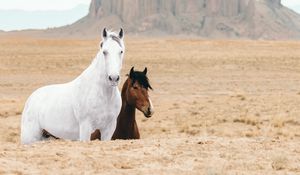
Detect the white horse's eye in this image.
<box><xmin>103</xmin><ymin>51</ymin><xmax>108</xmax><ymax>56</ymax></box>
<box><xmin>120</xmin><ymin>51</ymin><xmax>123</xmax><ymax>54</ymax></box>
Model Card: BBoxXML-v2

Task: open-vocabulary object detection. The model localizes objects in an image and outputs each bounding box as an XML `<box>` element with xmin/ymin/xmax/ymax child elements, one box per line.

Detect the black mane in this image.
<box><xmin>129</xmin><ymin>71</ymin><xmax>153</xmax><ymax>90</ymax></box>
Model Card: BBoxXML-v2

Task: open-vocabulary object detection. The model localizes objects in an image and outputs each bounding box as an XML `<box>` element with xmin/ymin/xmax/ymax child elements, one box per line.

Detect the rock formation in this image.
<box><xmin>51</xmin><ymin>0</ymin><xmax>300</xmax><ymax>39</ymax></box>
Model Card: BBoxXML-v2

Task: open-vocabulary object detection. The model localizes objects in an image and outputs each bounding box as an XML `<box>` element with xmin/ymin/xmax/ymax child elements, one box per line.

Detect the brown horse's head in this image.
<box><xmin>125</xmin><ymin>67</ymin><xmax>154</xmax><ymax>118</ymax></box>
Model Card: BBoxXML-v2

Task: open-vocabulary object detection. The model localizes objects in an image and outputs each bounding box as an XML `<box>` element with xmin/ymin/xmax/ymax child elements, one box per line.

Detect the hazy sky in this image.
<box><xmin>0</xmin><ymin>0</ymin><xmax>299</xmax><ymax>31</ymax></box>
<box><xmin>283</xmin><ymin>0</ymin><xmax>300</xmax><ymax>14</ymax></box>
<box><xmin>0</xmin><ymin>0</ymin><xmax>91</xmax><ymax>11</ymax></box>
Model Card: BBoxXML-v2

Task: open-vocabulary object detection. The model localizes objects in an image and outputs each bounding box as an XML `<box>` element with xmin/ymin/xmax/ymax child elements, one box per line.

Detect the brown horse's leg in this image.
<box><xmin>90</xmin><ymin>129</ymin><xmax>101</xmax><ymax>140</ymax></box>
<box><xmin>42</xmin><ymin>129</ymin><xmax>59</xmax><ymax>139</ymax></box>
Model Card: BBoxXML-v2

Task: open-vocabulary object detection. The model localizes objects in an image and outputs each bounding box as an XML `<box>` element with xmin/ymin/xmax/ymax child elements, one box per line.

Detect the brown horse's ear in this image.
<box><xmin>143</xmin><ymin>67</ymin><xmax>147</xmax><ymax>75</ymax></box>
<box><xmin>129</xmin><ymin>67</ymin><xmax>134</xmax><ymax>79</ymax></box>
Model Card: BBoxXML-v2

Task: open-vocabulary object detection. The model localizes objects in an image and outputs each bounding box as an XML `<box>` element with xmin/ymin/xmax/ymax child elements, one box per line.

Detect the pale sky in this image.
<box><xmin>0</xmin><ymin>0</ymin><xmax>91</xmax><ymax>11</ymax></box>
<box><xmin>282</xmin><ymin>0</ymin><xmax>300</xmax><ymax>12</ymax></box>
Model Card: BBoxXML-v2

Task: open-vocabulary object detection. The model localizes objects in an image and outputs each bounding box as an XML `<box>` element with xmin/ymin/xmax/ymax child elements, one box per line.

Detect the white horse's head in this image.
<box><xmin>100</xmin><ymin>28</ymin><xmax>125</xmax><ymax>87</ymax></box>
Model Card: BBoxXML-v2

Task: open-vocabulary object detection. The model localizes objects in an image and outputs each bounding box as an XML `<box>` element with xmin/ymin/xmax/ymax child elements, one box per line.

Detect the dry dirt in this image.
<box><xmin>0</xmin><ymin>37</ymin><xmax>300</xmax><ymax>174</ymax></box>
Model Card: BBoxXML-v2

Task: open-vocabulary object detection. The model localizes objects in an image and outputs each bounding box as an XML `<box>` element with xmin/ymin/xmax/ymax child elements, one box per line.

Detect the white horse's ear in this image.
<box><xmin>119</xmin><ymin>28</ymin><xmax>124</xmax><ymax>39</ymax></box>
<box><xmin>102</xmin><ymin>28</ymin><xmax>108</xmax><ymax>39</ymax></box>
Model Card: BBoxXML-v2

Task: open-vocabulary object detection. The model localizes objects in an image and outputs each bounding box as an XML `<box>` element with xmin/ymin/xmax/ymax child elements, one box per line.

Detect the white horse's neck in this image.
<box><xmin>75</xmin><ymin>52</ymin><xmax>116</xmax><ymax>97</ymax></box>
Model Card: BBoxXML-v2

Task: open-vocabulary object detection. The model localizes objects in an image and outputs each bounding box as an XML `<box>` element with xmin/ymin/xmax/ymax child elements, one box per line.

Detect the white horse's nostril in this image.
<box><xmin>109</xmin><ymin>75</ymin><xmax>120</xmax><ymax>82</ymax></box>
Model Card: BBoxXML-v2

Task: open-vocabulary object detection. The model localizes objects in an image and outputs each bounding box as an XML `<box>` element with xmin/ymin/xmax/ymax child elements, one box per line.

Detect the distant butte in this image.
<box><xmin>7</xmin><ymin>0</ymin><xmax>300</xmax><ymax>39</ymax></box>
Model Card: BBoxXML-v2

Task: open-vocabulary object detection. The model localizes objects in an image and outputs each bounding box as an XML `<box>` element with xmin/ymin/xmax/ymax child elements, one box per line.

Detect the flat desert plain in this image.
<box><xmin>0</xmin><ymin>37</ymin><xmax>300</xmax><ymax>174</ymax></box>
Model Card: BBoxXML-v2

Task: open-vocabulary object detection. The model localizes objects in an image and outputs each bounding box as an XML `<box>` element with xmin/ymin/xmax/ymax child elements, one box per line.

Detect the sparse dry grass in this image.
<box><xmin>0</xmin><ymin>37</ymin><xmax>300</xmax><ymax>174</ymax></box>
<box><xmin>272</xmin><ymin>155</ymin><xmax>288</xmax><ymax>171</ymax></box>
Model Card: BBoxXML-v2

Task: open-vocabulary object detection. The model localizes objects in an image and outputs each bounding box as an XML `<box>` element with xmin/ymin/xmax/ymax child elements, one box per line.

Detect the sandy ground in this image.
<box><xmin>0</xmin><ymin>37</ymin><xmax>300</xmax><ymax>174</ymax></box>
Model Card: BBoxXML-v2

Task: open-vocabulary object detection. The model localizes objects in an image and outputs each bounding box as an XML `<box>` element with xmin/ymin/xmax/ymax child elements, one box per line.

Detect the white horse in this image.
<box><xmin>21</xmin><ymin>28</ymin><xmax>125</xmax><ymax>144</ymax></box>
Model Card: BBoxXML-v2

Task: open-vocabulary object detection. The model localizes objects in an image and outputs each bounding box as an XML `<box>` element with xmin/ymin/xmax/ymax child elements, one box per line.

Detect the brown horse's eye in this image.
<box><xmin>133</xmin><ymin>86</ymin><xmax>138</xmax><ymax>89</ymax></box>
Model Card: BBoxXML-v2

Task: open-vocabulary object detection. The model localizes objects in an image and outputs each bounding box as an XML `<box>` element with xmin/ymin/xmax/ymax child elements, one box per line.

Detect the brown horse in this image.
<box><xmin>91</xmin><ymin>67</ymin><xmax>154</xmax><ymax>140</ymax></box>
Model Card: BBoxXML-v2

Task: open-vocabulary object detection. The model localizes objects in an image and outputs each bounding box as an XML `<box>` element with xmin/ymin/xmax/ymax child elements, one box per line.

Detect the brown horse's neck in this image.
<box><xmin>112</xmin><ymin>79</ymin><xmax>140</xmax><ymax>140</ymax></box>
<box><xmin>121</xmin><ymin>84</ymin><xmax>136</xmax><ymax>122</ymax></box>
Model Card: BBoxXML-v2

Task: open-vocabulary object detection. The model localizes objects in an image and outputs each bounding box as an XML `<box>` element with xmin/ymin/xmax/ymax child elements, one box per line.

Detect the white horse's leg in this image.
<box><xmin>79</xmin><ymin>120</ymin><xmax>93</xmax><ymax>141</ymax></box>
<box><xmin>100</xmin><ymin>120</ymin><xmax>117</xmax><ymax>141</ymax></box>
<box><xmin>21</xmin><ymin>114</ymin><xmax>43</xmax><ymax>144</ymax></box>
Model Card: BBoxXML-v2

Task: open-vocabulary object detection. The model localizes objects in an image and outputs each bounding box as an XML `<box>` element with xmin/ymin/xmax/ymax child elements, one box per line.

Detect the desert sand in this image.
<box><xmin>0</xmin><ymin>37</ymin><xmax>300</xmax><ymax>174</ymax></box>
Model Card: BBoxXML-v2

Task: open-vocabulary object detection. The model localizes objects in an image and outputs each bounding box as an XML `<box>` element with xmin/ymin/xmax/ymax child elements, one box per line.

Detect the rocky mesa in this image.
<box><xmin>49</xmin><ymin>0</ymin><xmax>300</xmax><ymax>39</ymax></box>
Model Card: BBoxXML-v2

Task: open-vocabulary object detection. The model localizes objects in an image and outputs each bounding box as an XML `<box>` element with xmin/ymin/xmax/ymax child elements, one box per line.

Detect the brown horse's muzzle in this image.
<box><xmin>142</xmin><ymin>105</ymin><xmax>154</xmax><ymax>118</ymax></box>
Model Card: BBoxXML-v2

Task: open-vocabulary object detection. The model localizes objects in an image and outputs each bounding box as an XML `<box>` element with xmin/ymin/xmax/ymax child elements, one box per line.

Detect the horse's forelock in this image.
<box><xmin>110</xmin><ymin>35</ymin><xmax>122</xmax><ymax>47</ymax></box>
<box><xmin>102</xmin><ymin>31</ymin><xmax>123</xmax><ymax>48</ymax></box>
<box><xmin>131</xmin><ymin>71</ymin><xmax>152</xmax><ymax>90</ymax></box>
